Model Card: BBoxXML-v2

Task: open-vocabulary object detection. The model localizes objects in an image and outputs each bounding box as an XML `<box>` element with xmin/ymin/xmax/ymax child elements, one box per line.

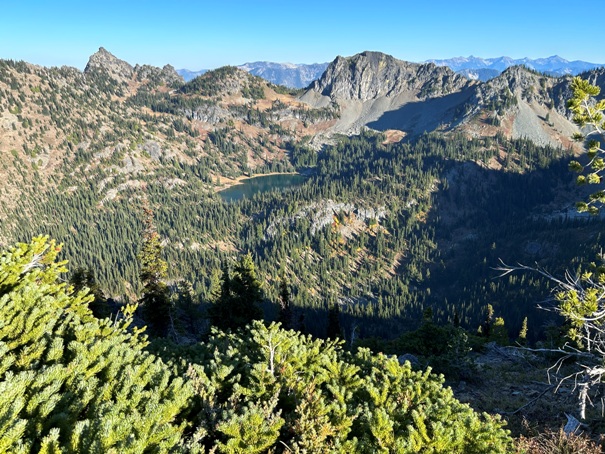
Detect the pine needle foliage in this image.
<box><xmin>180</xmin><ymin>322</ymin><xmax>512</xmax><ymax>452</ymax></box>
<box><xmin>0</xmin><ymin>236</ymin><xmax>195</xmax><ymax>452</ymax></box>
<box><xmin>139</xmin><ymin>207</ymin><xmax>172</xmax><ymax>336</ymax></box>
<box><xmin>567</xmin><ymin>76</ymin><xmax>605</xmax><ymax>214</ymax></box>
<box><xmin>2</xmin><ymin>237</ymin><xmax>512</xmax><ymax>452</ymax></box>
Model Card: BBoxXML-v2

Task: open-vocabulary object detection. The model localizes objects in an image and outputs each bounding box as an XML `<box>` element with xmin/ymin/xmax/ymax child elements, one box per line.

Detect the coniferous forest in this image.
<box><xmin>2</xmin><ymin>50</ymin><xmax>605</xmax><ymax>451</ymax></box>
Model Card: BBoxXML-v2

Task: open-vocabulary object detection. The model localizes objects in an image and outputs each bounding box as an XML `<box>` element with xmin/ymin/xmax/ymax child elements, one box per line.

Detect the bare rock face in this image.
<box><xmin>85</xmin><ymin>48</ymin><xmax>183</xmax><ymax>87</ymax></box>
<box><xmin>134</xmin><ymin>63</ymin><xmax>183</xmax><ymax>86</ymax></box>
<box><xmin>302</xmin><ymin>51</ymin><xmax>478</xmax><ymax>136</ymax></box>
<box><xmin>310</xmin><ymin>51</ymin><xmax>474</xmax><ymax>101</ymax></box>
<box><xmin>84</xmin><ymin>47</ymin><xmax>134</xmax><ymax>83</ymax></box>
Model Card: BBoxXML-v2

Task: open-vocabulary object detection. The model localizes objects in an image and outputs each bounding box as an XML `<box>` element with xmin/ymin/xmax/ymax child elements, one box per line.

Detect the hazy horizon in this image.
<box><xmin>2</xmin><ymin>0</ymin><xmax>598</xmax><ymax>71</ymax></box>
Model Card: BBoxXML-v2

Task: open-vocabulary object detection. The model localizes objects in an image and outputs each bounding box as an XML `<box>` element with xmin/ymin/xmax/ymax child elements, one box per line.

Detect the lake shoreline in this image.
<box><xmin>214</xmin><ymin>171</ymin><xmax>301</xmax><ymax>192</ymax></box>
<box><xmin>215</xmin><ymin>168</ymin><xmax>316</xmax><ymax>192</ymax></box>
<box><xmin>217</xmin><ymin>172</ymin><xmax>309</xmax><ymax>202</ymax></box>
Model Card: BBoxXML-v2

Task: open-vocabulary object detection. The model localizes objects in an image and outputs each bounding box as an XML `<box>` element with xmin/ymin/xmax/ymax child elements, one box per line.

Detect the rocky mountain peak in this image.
<box><xmin>310</xmin><ymin>51</ymin><xmax>473</xmax><ymax>102</ymax></box>
<box><xmin>482</xmin><ymin>65</ymin><xmax>571</xmax><ymax>108</ymax></box>
<box><xmin>133</xmin><ymin>63</ymin><xmax>183</xmax><ymax>86</ymax></box>
<box><xmin>84</xmin><ymin>47</ymin><xmax>134</xmax><ymax>83</ymax></box>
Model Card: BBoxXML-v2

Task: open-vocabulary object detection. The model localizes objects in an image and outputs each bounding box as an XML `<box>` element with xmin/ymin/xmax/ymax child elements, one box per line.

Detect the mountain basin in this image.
<box><xmin>218</xmin><ymin>173</ymin><xmax>307</xmax><ymax>202</ymax></box>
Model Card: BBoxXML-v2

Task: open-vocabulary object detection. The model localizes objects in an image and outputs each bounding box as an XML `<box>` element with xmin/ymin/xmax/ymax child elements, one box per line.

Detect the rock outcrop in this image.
<box><xmin>301</xmin><ymin>51</ymin><xmax>477</xmax><ymax>135</ymax></box>
<box><xmin>84</xmin><ymin>47</ymin><xmax>134</xmax><ymax>83</ymax></box>
<box><xmin>85</xmin><ymin>48</ymin><xmax>183</xmax><ymax>87</ymax></box>
<box><xmin>134</xmin><ymin>63</ymin><xmax>183</xmax><ymax>86</ymax></box>
<box><xmin>310</xmin><ymin>51</ymin><xmax>474</xmax><ymax>102</ymax></box>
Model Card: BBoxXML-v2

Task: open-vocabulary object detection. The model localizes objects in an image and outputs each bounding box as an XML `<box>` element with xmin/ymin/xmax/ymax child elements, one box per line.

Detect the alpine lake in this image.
<box><xmin>218</xmin><ymin>173</ymin><xmax>307</xmax><ymax>202</ymax></box>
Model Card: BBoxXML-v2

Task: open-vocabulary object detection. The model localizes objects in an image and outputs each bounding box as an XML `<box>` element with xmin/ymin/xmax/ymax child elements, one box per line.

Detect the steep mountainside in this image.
<box><xmin>0</xmin><ymin>48</ymin><xmax>339</xmax><ymax>227</ymax></box>
<box><xmin>463</xmin><ymin>66</ymin><xmax>579</xmax><ymax>148</ymax></box>
<box><xmin>1</xmin><ymin>48</ymin><xmax>604</xmax><ymax>343</ymax></box>
<box><xmin>297</xmin><ymin>51</ymin><xmax>600</xmax><ymax>149</ymax></box>
<box><xmin>300</xmin><ymin>51</ymin><xmax>477</xmax><ymax>136</ymax></box>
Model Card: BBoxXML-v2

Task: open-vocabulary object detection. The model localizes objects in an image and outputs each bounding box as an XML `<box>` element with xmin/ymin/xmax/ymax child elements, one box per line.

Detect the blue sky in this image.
<box><xmin>1</xmin><ymin>0</ymin><xmax>597</xmax><ymax>70</ymax></box>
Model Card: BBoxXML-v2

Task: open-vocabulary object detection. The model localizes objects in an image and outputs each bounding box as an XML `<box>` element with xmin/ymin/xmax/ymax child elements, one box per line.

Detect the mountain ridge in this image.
<box><xmin>0</xmin><ymin>47</ymin><xmax>602</xmax><ymax>352</ymax></box>
<box><xmin>177</xmin><ymin>61</ymin><xmax>328</xmax><ymax>88</ymax></box>
<box><xmin>296</xmin><ymin>51</ymin><xmax>589</xmax><ymax>148</ymax></box>
<box><xmin>427</xmin><ymin>54</ymin><xmax>604</xmax><ymax>80</ymax></box>
<box><xmin>176</xmin><ymin>55</ymin><xmax>605</xmax><ymax>88</ymax></box>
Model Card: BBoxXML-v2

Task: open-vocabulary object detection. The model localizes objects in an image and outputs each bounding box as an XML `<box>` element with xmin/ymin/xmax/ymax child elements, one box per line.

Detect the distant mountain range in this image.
<box><xmin>176</xmin><ymin>68</ymin><xmax>209</xmax><ymax>81</ymax></box>
<box><xmin>177</xmin><ymin>62</ymin><xmax>328</xmax><ymax>88</ymax></box>
<box><xmin>179</xmin><ymin>55</ymin><xmax>604</xmax><ymax>87</ymax></box>
<box><xmin>238</xmin><ymin>61</ymin><xmax>328</xmax><ymax>89</ymax></box>
<box><xmin>426</xmin><ymin>55</ymin><xmax>604</xmax><ymax>81</ymax></box>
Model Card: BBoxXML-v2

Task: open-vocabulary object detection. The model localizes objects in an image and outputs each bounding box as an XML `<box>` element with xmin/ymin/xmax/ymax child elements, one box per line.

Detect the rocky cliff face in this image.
<box><xmin>463</xmin><ymin>66</ymin><xmax>580</xmax><ymax>147</ymax></box>
<box><xmin>301</xmin><ymin>51</ymin><xmax>478</xmax><ymax>136</ymax></box>
<box><xmin>84</xmin><ymin>47</ymin><xmax>134</xmax><ymax>83</ymax></box>
<box><xmin>310</xmin><ymin>51</ymin><xmax>474</xmax><ymax>101</ymax></box>
<box><xmin>134</xmin><ymin>63</ymin><xmax>183</xmax><ymax>86</ymax></box>
<box><xmin>85</xmin><ymin>47</ymin><xmax>183</xmax><ymax>87</ymax></box>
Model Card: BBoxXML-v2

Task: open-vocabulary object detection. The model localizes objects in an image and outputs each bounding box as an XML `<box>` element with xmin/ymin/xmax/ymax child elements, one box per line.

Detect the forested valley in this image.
<box><xmin>7</xmin><ymin>129</ymin><xmax>600</xmax><ymax>343</ymax></box>
<box><xmin>2</xmin><ymin>51</ymin><xmax>605</xmax><ymax>451</ymax></box>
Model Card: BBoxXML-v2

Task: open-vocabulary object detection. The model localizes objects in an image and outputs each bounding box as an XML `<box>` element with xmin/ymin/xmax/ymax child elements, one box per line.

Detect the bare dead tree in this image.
<box><xmin>496</xmin><ymin>260</ymin><xmax>605</xmax><ymax>420</ymax></box>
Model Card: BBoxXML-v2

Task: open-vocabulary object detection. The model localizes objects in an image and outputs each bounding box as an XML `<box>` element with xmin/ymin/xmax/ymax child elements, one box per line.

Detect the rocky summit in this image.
<box><xmin>310</xmin><ymin>51</ymin><xmax>474</xmax><ymax>101</ymax></box>
<box><xmin>84</xmin><ymin>47</ymin><xmax>135</xmax><ymax>83</ymax></box>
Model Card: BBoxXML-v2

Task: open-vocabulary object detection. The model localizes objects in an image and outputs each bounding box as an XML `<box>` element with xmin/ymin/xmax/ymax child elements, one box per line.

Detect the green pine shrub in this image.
<box><xmin>0</xmin><ymin>236</ymin><xmax>195</xmax><ymax>452</ymax></box>
<box><xmin>182</xmin><ymin>322</ymin><xmax>512</xmax><ymax>452</ymax></box>
<box><xmin>1</xmin><ymin>237</ymin><xmax>513</xmax><ymax>452</ymax></box>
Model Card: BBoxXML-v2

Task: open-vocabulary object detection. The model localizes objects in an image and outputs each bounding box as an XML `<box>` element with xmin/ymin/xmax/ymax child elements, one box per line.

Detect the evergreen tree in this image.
<box><xmin>490</xmin><ymin>317</ymin><xmax>509</xmax><ymax>345</ymax></box>
<box><xmin>182</xmin><ymin>321</ymin><xmax>512</xmax><ymax>452</ymax></box>
<box><xmin>481</xmin><ymin>304</ymin><xmax>495</xmax><ymax>338</ymax></box>
<box><xmin>277</xmin><ymin>274</ymin><xmax>293</xmax><ymax>330</ymax></box>
<box><xmin>568</xmin><ymin>77</ymin><xmax>605</xmax><ymax>215</ymax></box>
<box><xmin>138</xmin><ymin>207</ymin><xmax>171</xmax><ymax>336</ymax></box>
<box><xmin>209</xmin><ymin>253</ymin><xmax>263</xmax><ymax>331</ymax></box>
<box><xmin>70</xmin><ymin>266</ymin><xmax>110</xmax><ymax>318</ymax></box>
<box><xmin>0</xmin><ymin>237</ymin><xmax>196</xmax><ymax>451</ymax></box>
<box><xmin>517</xmin><ymin>316</ymin><xmax>528</xmax><ymax>345</ymax></box>
<box><xmin>327</xmin><ymin>303</ymin><xmax>342</xmax><ymax>340</ymax></box>
<box><xmin>169</xmin><ymin>279</ymin><xmax>203</xmax><ymax>341</ymax></box>
<box><xmin>207</xmin><ymin>267</ymin><xmax>223</xmax><ymax>303</ymax></box>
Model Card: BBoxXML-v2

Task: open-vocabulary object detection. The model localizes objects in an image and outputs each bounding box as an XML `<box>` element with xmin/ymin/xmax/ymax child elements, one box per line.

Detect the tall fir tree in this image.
<box><xmin>326</xmin><ymin>303</ymin><xmax>342</xmax><ymax>340</ymax></box>
<box><xmin>480</xmin><ymin>304</ymin><xmax>495</xmax><ymax>338</ymax></box>
<box><xmin>517</xmin><ymin>316</ymin><xmax>528</xmax><ymax>346</ymax></box>
<box><xmin>70</xmin><ymin>267</ymin><xmax>110</xmax><ymax>318</ymax></box>
<box><xmin>209</xmin><ymin>253</ymin><xmax>263</xmax><ymax>331</ymax></box>
<box><xmin>277</xmin><ymin>274</ymin><xmax>293</xmax><ymax>330</ymax></box>
<box><xmin>138</xmin><ymin>207</ymin><xmax>171</xmax><ymax>336</ymax></box>
<box><xmin>207</xmin><ymin>267</ymin><xmax>223</xmax><ymax>303</ymax></box>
